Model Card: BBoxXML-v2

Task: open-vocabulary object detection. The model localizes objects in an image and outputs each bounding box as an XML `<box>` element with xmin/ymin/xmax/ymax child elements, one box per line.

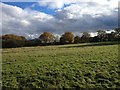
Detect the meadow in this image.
<box><xmin>2</xmin><ymin>42</ymin><xmax>120</xmax><ymax>89</ymax></box>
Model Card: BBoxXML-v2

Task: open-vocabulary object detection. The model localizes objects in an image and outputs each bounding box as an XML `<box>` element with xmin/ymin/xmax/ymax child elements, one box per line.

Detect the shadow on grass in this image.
<box><xmin>60</xmin><ymin>42</ymin><xmax>120</xmax><ymax>48</ymax></box>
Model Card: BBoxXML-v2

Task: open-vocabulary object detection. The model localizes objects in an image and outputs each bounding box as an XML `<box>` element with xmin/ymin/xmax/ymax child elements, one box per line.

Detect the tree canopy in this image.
<box><xmin>81</xmin><ymin>32</ymin><xmax>91</xmax><ymax>43</ymax></box>
<box><xmin>60</xmin><ymin>32</ymin><xmax>74</xmax><ymax>44</ymax></box>
<box><xmin>39</xmin><ymin>32</ymin><xmax>55</xmax><ymax>43</ymax></box>
<box><xmin>1</xmin><ymin>28</ymin><xmax>120</xmax><ymax>48</ymax></box>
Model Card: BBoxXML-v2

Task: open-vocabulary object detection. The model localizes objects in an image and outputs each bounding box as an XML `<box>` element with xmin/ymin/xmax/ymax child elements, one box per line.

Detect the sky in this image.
<box><xmin>1</xmin><ymin>0</ymin><xmax>119</xmax><ymax>39</ymax></box>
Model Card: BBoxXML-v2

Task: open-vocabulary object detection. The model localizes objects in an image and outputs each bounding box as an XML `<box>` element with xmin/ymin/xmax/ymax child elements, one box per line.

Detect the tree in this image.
<box><xmin>2</xmin><ymin>39</ymin><xmax>26</xmax><ymax>48</ymax></box>
<box><xmin>2</xmin><ymin>34</ymin><xmax>26</xmax><ymax>41</ymax></box>
<box><xmin>25</xmin><ymin>39</ymin><xmax>42</xmax><ymax>46</ymax></box>
<box><xmin>39</xmin><ymin>32</ymin><xmax>55</xmax><ymax>44</ymax></box>
<box><xmin>81</xmin><ymin>32</ymin><xmax>90</xmax><ymax>43</ymax></box>
<box><xmin>114</xmin><ymin>28</ymin><xmax>120</xmax><ymax>41</ymax></box>
<box><xmin>90</xmin><ymin>36</ymin><xmax>99</xmax><ymax>42</ymax></box>
<box><xmin>60</xmin><ymin>32</ymin><xmax>74</xmax><ymax>44</ymax></box>
<box><xmin>74</xmin><ymin>36</ymin><xmax>81</xmax><ymax>43</ymax></box>
<box><xmin>2</xmin><ymin>34</ymin><xmax>26</xmax><ymax>48</ymax></box>
<box><xmin>97</xmin><ymin>30</ymin><xmax>107</xmax><ymax>42</ymax></box>
<box><xmin>115</xmin><ymin>28</ymin><xmax>120</xmax><ymax>35</ymax></box>
<box><xmin>105</xmin><ymin>32</ymin><xmax>116</xmax><ymax>41</ymax></box>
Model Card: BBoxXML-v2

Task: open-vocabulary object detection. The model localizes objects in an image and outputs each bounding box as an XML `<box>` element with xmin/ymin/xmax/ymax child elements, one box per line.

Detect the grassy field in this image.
<box><xmin>2</xmin><ymin>42</ymin><xmax>120</xmax><ymax>89</ymax></box>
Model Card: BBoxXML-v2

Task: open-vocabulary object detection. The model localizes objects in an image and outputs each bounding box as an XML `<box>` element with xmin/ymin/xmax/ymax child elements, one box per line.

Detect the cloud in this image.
<box><xmin>1</xmin><ymin>0</ymin><xmax>118</xmax><ymax>39</ymax></box>
<box><xmin>38</xmin><ymin>0</ymin><xmax>79</xmax><ymax>9</ymax></box>
<box><xmin>39</xmin><ymin>0</ymin><xmax>118</xmax><ymax>10</ymax></box>
<box><xmin>39</xmin><ymin>0</ymin><xmax>64</xmax><ymax>9</ymax></box>
<box><xmin>1</xmin><ymin>2</ymin><xmax>55</xmax><ymax>38</ymax></box>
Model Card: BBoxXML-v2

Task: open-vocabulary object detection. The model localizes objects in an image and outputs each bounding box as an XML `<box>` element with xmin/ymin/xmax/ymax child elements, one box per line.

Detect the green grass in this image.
<box><xmin>2</xmin><ymin>42</ymin><xmax>120</xmax><ymax>89</ymax></box>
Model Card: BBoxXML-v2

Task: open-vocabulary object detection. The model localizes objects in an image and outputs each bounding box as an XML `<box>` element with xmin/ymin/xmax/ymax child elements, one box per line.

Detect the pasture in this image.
<box><xmin>2</xmin><ymin>42</ymin><xmax>120</xmax><ymax>89</ymax></box>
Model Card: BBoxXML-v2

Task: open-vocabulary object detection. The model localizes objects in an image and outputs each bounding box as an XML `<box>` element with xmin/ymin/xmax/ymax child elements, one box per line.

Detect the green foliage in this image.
<box><xmin>2</xmin><ymin>39</ymin><xmax>26</xmax><ymax>48</ymax></box>
<box><xmin>2</xmin><ymin>34</ymin><xmax>26</xmax><ymax>48</ymax></box>
<box><xmin>74</xmin><ymin>36</ymin><xmax>81</xmax><ymax>43</ymax></box>
<box><xmin>2</xmin><ymin>42</ymin><xmax>120</xmax><ymax>89</ymax></box>
<box><xmin>81</xmin><ymin>32</ymin><xmax>91</xmax><ymax>43</ymax></box>
<box><xmin>97</xmin><ymin>30</ymin><xmax>107</xmax><ymax>42</ymax></box>
<box><xmin>114</xmin><ymin>28</ymin><xmax>120</xmax><ymax>41</ymax></box>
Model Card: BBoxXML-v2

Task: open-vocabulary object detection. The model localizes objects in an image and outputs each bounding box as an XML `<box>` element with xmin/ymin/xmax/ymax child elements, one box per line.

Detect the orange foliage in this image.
<box><xmin>2</xmin><ymin>34</ymin><xmax>26</xmax><ymax>41</ymax></box>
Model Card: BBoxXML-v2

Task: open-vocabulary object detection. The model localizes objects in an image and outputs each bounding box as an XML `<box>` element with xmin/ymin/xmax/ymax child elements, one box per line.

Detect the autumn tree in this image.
<box><xmin>2</xmin><ymin>34</ymin><xmax>26</xmax><ymax>41</ymax></box>
<box><xmin>60</xmin><ymin>32</ymin><xmax>74</xmax><ymax>44</ymax></box>
<box><xmin>81</xmin><ymin>32</ymin><xmax>90</xmax><ymax>43</ymax></box>
<box><xmin>39</xmin><ymin>32</ymin><xmax>55</xmax><ymax>44</ymax></box>
<box><xmin>2</xmin><ymin>34</ymin><xmax>26</xmax><ymax>48</ymax></box>
<box><xmin>74</xmin><ymin>36</ymin><xmax>81</xmax><ymax>43</ymax></box>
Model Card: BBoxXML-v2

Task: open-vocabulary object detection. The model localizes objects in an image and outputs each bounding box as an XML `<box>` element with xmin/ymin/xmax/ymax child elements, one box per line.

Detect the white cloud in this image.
<box><xmin>1</xmin><ymin>2</ymin><xmax>55</xmax><ymax>37</ymax></box>
<box><xmin>39</xmin><ymin>0</ymin><xmax>118</xmax><ymax>10</ymax></box>
<box><xmin>106</xmin><ymin>30</ymin><xmax>115</xmax><ymax>33</ymax></box>
<box><xmin>39</xmin><ymin>0</ymin><xmax>79</xmax><ymax>9</ymax></box>
<box><xmin>55</xmin><ymin>0</ymin><xmax>118</xmax><ymax>19</ymax></box>
<box><xmin>90</xmin><ymin>32</ymin><xmax>98</xmax><ymax>37</ymax></box>
<box><xmin>39</xmin><ymin>0</ymin><xmax>64</xmax><ymax>9</ymax></box>
<box><xmin>21</xmin><ymin>20</ymin><xmax>30</xmax><ymax>27</ymax></box>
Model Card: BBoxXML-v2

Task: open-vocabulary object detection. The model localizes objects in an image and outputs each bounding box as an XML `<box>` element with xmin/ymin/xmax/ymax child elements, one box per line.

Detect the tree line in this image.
<box><xmin>1</xmin><ymin>28</ymin><xmax>120</xmax><ymax>48</ymax></box>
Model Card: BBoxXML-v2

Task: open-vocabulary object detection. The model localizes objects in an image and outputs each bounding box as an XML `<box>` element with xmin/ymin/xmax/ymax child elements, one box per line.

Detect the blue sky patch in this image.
<box><xmin>3</xmin><ymin>2</ymin><xmax>56</xmax><ymax>15</ymax></box>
